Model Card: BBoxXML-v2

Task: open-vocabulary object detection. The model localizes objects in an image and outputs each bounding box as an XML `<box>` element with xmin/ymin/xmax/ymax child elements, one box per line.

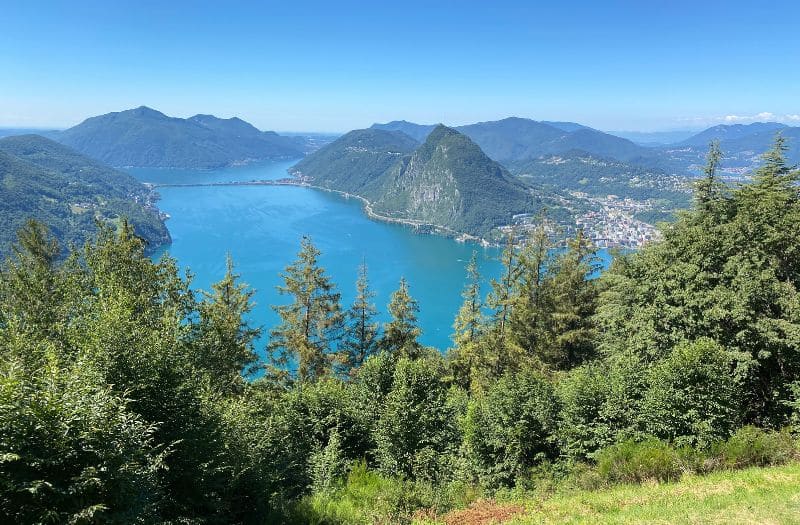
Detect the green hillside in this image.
<box><xmin>56</xmin><ymin>106</ymin><xmax>306</xmax><ymax>168</ymax></box>
<box><xmin>0</xmin><ymin>134</ymin><xmax>169</xmax><ymax>257</ymax></box>
<box><xmin>292</xmin><ymin>125</ymin><xmax>573</xmax><ymax>238</ymax></box>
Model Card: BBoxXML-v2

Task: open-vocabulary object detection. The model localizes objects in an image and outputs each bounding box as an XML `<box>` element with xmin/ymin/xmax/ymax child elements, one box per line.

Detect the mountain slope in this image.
<box><xmin>369</xmin><ymin>120</ymin><xmax>436</xmax><ymax>142</ymax></box>
<box><xmin>0</xmin><ymin>134</ymin><xmax>169</xmax><ymax>256</ymax></box>
<box><xmin>679</xmin><ymin>122</ymin><xmax>789</xmax><ymax>147</ymax></box>
<box><xmin>56</xmin><ymin>106</ymin><xmax>306</xmax><ymax>168</ymax></box>
<box><xmin>293</xmin><ymin>125</ymin><xmax>571</xmax><ymax>238</ymax></box>
<box><xmin>290</xmin><ymin>128</ymin><xmax>419</xmax><ymax>196</ymax></box>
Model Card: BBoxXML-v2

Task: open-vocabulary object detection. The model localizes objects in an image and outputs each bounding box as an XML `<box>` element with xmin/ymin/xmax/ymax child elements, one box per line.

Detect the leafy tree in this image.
<box><xmin>381</xmin><ymin>278</ymin><xmax>422</xmax><ymax>359</ymax></box>
<box><xmin>339</xmin><ymin>262</ymin><xmax>380</xmax><ymax>374</ymax></box>
<box><xmin>269</xmin><ymin>237</ymin><xmax>344</xmax><ymax>383</ymax></box>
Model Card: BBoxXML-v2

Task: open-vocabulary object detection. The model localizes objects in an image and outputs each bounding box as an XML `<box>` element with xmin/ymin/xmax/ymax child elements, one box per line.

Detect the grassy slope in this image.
<box><xmin>489</xmin><ymin>463</ymin><xmax>800</xmax><ymax>524</ymax></box>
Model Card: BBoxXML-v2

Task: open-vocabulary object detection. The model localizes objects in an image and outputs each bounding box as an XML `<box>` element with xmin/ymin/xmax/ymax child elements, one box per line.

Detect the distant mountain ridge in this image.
<box><xmin>371</xmin><ymin>117</ymin><xmax>652</xmax><ymax>164</ymax></box>
<box><xmin>292</xmin><ymin>125</ymin><xmax>571</xmax><ymax>238</ymax></box>
<box><xmin>55</xmin><ymin>106</ymin><xmax>308</xmax><ymax>168</ymax></box>
<box><xmin>0</xmin><ymin>134</ymin><xmax>169</xmax><ymax>257</ymax></box>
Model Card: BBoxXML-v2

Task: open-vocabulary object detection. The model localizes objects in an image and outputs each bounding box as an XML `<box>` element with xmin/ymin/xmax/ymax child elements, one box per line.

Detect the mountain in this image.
<box><xmin>55</xmin><ymin>106</ymin><xmax>307</xmax><ymax>168</ymax></box>
<box><xmin>290</xmin><ymin>128</ymin><xmax>419</xmax><ymax>196</ymax></box>
<box><xmin>370</xmin><ymin>121</ymin><xmax>436</xmax><ymax>142</ymax></box>
<box><xmin>458</xmin><ymin>117</ymin><xmax>651</xmax><ymax>163</ymax></box>
<box><xmin>679</xmin><ymin>122</ymin><xmax>789</xmax><ymax>147</ymax></box>
<box><xmin>292</xmin><ymin>125</ymin><xmax>571</xmax><ymax>238</ymax></box>
<box><xmin>373</xmin><ymin>117</ymin><xmax>652</xmax><ymax>164</ymax></box>
<box><xmin>509</xmin><ymin>151</ymin><xmax>692</xmax><ymax>223</ymax></box>
<box><xmin>0</xmin><ymin>134</ymin><xmax>169</xmax><ymax>257</ymax></box>
<box><xmin>609</xmin><ymin>130</ymin><xmax>697</xmax><ymax>146</ymax></box>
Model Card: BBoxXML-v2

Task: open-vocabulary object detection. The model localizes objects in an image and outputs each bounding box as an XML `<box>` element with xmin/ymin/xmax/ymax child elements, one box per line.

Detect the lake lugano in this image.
<box><xmin>129</xmin><ymin>160</ymin><xmax>612</xmax><ymax>355</ymax></box>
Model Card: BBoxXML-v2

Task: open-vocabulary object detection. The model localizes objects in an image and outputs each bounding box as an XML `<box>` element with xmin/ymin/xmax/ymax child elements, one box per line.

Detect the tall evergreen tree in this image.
<box><xmin>381</xmin><ymin>277</ymin><xmax>422</xmax><ymax>358</ymax></box>
<box><xmin>196</xmin><ymin>254</ymin><xmax>261</xmax><ymax>392</ymax></box>
<box><xmin>450</xmin><ymin>251</ymin><xmax>486</xmax><ymax>388</ymax></box>
<box><xmin>486</xmin><ymin>233</ymin><xmax>520</xmax><ymax>347</ymax></box>
<box><xmin>694</xmin><ymin>139</ymin><xmax>725</xmax><ymax>211</ymax></box>
<box><xmin>509</xmin><ymin>221</ymin><xmax>552</xmax><ymax>358</ymax></box>
<box><xmin>268</xmin><ymin>237</ymin><xmax>343</xmax><ymax>382</ymax></box>
<box><xmin>340</xmin><ymin>262</ymin><xmax>380</xmax><ymax>374</ymax></box>
<box><xmin>547</xmin><ymin>228</ymin><xmax>600</xmax><ymax>368</ymax></box>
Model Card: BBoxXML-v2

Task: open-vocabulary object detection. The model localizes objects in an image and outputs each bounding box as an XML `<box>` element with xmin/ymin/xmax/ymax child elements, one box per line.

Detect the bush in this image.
<box><xmin>714</xmin><ymin>426</ymin><xmax>797</xmax><ymax>469</ymax></box>
<box><xmin>0</xmin><ymin>355</ymin><xmax>162</xmax><ymax>524</ymax></box>
<box><xmin>290</xmin><ymin>461</ymin><xmax>479</xmax><ymax>525</ymax></box>
<box><xmin>556</xmin><ymin>356</ymin><xmax>647</xmax><ymax>460</ymax></box>
<box><xmin>595</xmin><ymin>438</ymin><xmax>687</xmax><ymax>484</ymax></box>
<box><xmin>375</xmin><ymin>356</ymin><xmax>461</xmax><ymax>482</ymax></box>
<box><xmin>639</xmin><ymin>338</ymin><xmax>741</xmax><ymax>448</ymax></box>
<box><xmin>464</xmin><ymin>370</ymin><xmax>558</xmax><ymax>489</ymax></box>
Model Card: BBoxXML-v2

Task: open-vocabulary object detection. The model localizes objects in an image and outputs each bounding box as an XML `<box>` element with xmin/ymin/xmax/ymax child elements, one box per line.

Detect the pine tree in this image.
<box><xmin>486</xmin><ymin>233</ymin><xmax>519</xmax><ymax>345</ymax></box>
<box><xmin>694</xmin><ymin>140</ymin><xmax>725</xmax><ymax>211</ymax></box>
<box><xmin>509</xmin><ymin>221</ymin><xmax>552</xmax><ymax>357</ymax></box>
<box><xmin>197</xmin><ymin>254</ymin><xmax>261</xmax><ymax>392</ymax></box>
<box><xmin>268</xmin><ymin>237</ymin><xmax>343</xmax><ymax>382</ymax></box>
<box><xmin>547</xmin><ymin>228</ymin><xmax>600</xmax><ymax>368</ymax></box>
<box><xmin>449</xmin><ymin>251</ymin><xmax>485</xmax><ymax>388</ymax></box>
<box><xmin>340</xmin><ymin>262</ymin><xmax>380</xmax><ymax>374</ymax></box>
<box><xmin>381</xmin><ymin>277</ymin><xmax>422</xmax><ymax>358</ymax></box>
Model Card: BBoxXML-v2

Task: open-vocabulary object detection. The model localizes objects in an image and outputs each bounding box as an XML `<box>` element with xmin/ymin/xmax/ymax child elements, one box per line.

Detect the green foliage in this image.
<box><xmin>0</xmin><ymin>354</ymin><xmax>162</xmax><ymax>524</ymax></box>
<box><xmin>340</xmin><ymin>262</ymin><xmax>380</xmax><ymax>374</ymax></box>
<box><xmin>595</xmin><ymin>438</ymin><xmax>686</xmax><ymax>484</ymax></box>
<box><xmin>381</xmin><ymin>278</ymin><xmax>423</xmax><ymax>358</ymax></box>
<box><xmin>713</xmin><ymin>426</ymin><xmax>797</xmax><ymax>469</ymax></box>
<box><xmin>268</xmin><ymin>236</ymin><xmax>344</xmax><ymax>383</ymax></box>
<box><xmin>639</xmin><ymin>338</ymin><xmax>741</xmax><ymax>447</ymax></box>
<box><xmin>0</xmin><ymin>134</ymin><xmax>169</xmax><ymax>258</ymax></box>
<box><xmin>463</xmin><ymin>370</ymin><xmax>558</xmax><ymax>489</ymax></box>
<box><xmin>596</xmin><ymin>135</ymin><xmax>800</xmax><ymax>427</ymax></box>
<box><xmin>376</xmin><ymin>357</ymin><xmax>461</xmax><ymax>482</ymax></box>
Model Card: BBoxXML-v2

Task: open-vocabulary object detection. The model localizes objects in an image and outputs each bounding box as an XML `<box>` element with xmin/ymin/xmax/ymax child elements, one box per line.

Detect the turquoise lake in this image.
<box><xmin>129</xmin><ymin>160</ymin><xmax>612</xmax><ymax>355</ymax></box>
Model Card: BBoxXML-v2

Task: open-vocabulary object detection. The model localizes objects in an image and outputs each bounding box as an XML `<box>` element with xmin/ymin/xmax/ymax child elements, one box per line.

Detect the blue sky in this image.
<box><xmin>2</xmin><ymin>0</ymin><xmax>799</xmax><ymax>132</ymax></box>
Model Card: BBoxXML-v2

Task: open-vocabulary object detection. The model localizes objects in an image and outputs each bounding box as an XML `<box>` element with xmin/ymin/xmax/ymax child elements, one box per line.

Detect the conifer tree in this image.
<box><xmin>486</xmin><ymin>233</ymin><xmax>519</xmax><ymax>345</ymax></box>
<box><xmin>547</xmin><ymin>228</ymin><xmax>600</xmax><ymax>368</ymax></box>
<box><xmin>268</xmin><ymin>237</ymin><xmax>343</xmax><ymax>382</ymax></box>
<box><xmin>694</xmin><ymin>139</ymin><xmax>725</xmax><ymax>211</ymax></box>
<box><xmin>340</xmin><ymin>262</ymin><xmax>380</xmax><ymax>374</ymax></box>
<box><xmin>381</xmin><ymin>277</ymin><xmax>422</xmax><ymax>358</ymax></box>
<box><xmin>509</xmin><ymin>221</ymin><xmax>552</xmax><ymax>358</ymax></box>
<box><xmin>450</xmin><ymin>251</ymin><xmax>485</xmax><ymax>388</ymax></box>
<box><xmin>197</xmin><ymin>254</ymin><xmax>261</xmax><ymax>392</ymax></box>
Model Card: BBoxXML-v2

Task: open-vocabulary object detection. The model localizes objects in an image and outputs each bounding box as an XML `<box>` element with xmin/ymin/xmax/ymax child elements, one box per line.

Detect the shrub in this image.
<box><xmin>375</xmin><ymin>356</ymin><xmax>460</xmax><ymax>482</ymax></box>
<box><xmin>463</xmin><ymin>370</ymin><xmax>558</xmax><ymax>489</ymax></box>
<box><xmin>714</xmin><ymin>426</ymin><xmax>797</xmax><ymax>469</ymax></box>
<box><xmin>639</xmin><ymin>338</ymin><xmax>741</xmax><ymax>448</ymax></box>
<box><xmin>0</xmin><ymin>355</ymin><xmax>162</xmax><ymax>524</ymax></box>
<box><xmin>595</xmin><ymin>438</ymin><xmax>686</xmax><ymax>484</ymax></box>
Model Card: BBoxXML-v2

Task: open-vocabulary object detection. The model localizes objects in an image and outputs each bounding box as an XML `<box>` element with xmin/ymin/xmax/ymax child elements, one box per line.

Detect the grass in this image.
<box><xmin>424</xmin><ymin>463</ymin><xmax>800</xmax><ymax>525</ymax></box>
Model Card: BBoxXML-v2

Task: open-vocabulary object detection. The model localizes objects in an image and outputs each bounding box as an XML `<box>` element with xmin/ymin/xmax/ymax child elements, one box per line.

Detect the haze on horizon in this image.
<box><xmin>2</xmin><ymin>0</ymin><xmax>799</xmax><ymax>133</ymax></box>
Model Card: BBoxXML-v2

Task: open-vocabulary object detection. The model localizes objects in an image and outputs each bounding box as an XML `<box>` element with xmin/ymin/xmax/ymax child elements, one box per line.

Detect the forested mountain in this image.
<box><xmin>509</xmin><ymin>151</ymin><xmax>692</xmax><ymax>208</ymax></box>
<box><xmin>292</xmin><ymin>125</ymin><xmax>572</xmax><ymax>237</ymax></box>
<box><xmin>0</xmin><ymin>134</ymin><xmax>169</xmax><ymax>257</ymax></box>
<box><xmin>55</xmin><ymin>106</ymin><xmax>307</xmax><ymax>168</ymax></box>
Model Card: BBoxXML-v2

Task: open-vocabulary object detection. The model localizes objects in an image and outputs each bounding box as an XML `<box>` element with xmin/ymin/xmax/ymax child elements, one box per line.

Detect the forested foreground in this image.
<box><xmin>2</xmin><ymin>137</ymin><xmax>800</xmax><ymax>524</ymax></box>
